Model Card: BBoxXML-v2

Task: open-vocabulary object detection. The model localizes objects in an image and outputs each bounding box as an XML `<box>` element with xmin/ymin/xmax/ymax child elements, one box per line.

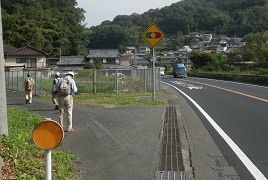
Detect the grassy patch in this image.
<box><xmin>41</xmin><ymin>92</ymin><xmax>168</xmax><ymax>107</ymax></box>
<box><xmin>0</xmin><ymin>106</ymin><xmax>77</xmax><ymax>179</ymax></box>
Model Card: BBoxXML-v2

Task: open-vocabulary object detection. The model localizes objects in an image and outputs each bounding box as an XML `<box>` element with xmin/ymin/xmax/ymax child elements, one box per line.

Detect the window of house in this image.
<box><xmin>16</xmin><ymin>58</ymin><xmax>37</xmax><ymax>68</ymax></box>
<box><xmin>106</xmin><ymin>58</ymin><xmax>115</xmax><ymax>64</ymax></box>
<box><xmin>16</xmin><ymin>58</ymin><xmax>26</xmax><ymax>63</ymax></box>
<box><xmin>27</xmin><ymin>58</ymin><xmax>37</xmax><ymax>68</ymax></box>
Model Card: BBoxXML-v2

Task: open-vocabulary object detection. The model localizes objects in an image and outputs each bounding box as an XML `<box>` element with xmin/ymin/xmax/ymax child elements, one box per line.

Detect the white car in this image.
<box><xmin>160</xmin><ymin>70</ymin><xmax>165</xmax><ymax>76</ymax></box>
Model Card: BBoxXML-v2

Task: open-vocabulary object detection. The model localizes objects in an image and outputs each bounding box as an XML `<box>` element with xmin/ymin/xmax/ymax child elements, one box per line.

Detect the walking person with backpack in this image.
<box><xmin>24</xmin><ymin>73</ymin><xmax>35</xmax><ymax>104</ymax></box>
<box><xmin>57</xmin><ymin>71</ymin><xmax>77</xmax><ymax>132</ymax></box>
<box><xmin>51</xmin><ymin>72</ymin><xmax>61</xmax><ymax>110</ymax></box>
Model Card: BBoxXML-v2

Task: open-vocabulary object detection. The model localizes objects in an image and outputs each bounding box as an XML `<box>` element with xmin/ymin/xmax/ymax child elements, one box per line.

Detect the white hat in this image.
<box><xmin>67</xmin><ymin>71</ymin><xmax>74</xmax><ymax>77</ymax></box>
<box><xmin>55</xmin><ymin>72</ymin><xmax>60</xmax><ymax>76</ymax></box>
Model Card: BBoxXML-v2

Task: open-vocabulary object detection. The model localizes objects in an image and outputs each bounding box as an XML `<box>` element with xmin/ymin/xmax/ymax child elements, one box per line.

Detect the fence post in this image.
<box><xmin>93</xmin><ymin>70</ymin><xmax>97</xmax><ymax>94</ymax></box>
<box><xmin>144</xmin><ymin>69</ymin><xmax>147</xmax><ymax>92</ymax></box>
<box><xmin>115</xmin><ymin>69</ymin><xmax>118</xmax><ymax>94</ymax></box>
<box><xmin>12</xmin><ymin>71</ymin><xmax>14</xmax><ymax>90</ymax></box>
<box><xmin>16</xmin><ymin>71</ymin><xmax>19</xmax><ymax>91</ymax></box>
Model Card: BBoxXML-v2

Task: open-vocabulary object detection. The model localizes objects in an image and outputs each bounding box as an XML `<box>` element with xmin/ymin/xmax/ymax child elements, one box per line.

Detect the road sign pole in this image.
<box><xmin>141</xmin><ymin>23</ymin><xmax>165</xmax><ymax>101</ymax></box>
<box><xmin>45</xmin><ymin>150</ymin><xmax>52</xmax><ymax>180</ymax></box>
<box><xmin>152</xmin><ymin>47</ymin><xmax>155</xmax><ymax>101</ymax></box>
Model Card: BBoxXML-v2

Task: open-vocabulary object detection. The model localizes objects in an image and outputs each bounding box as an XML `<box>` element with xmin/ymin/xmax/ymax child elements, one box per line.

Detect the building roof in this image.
<box><xmin>87</xmin><ymin>49</ymin><xmax>119</xmax><ymax>58</ymax></box>
<box><xmin>57</xmin><ymin>56</ymin><xmax>86</xmax><ymax>65</ymax></box>
<box><xmin>3</xmin><ymin>44</ymin><xmax>18</xmax><ymax>55</ymax></box>
<box><xmin>227</xmin><ymin>38</ymin><xmax>242</xmax><ymax>44</ymax></box>
<box><xmin>158</xmin><ymin>55</ymin><xmax>177</xmax><ymax>60</ymax></box>
<box><xmin>178</xmin><ymin>45</ymin><xmax>193</xmax><ymax>53</ymax></box>
<box><xmin>126</xmin><ymin>46</ymin><xmax>136</xmax><ymax>50</ymax></box>
<box><xmin>6</xmin><ymin>45</ymin><xmax>48</xmax><ymax>56</ymax></box>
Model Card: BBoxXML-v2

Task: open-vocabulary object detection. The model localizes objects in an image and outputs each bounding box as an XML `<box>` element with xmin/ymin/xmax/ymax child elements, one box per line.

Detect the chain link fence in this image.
<box><xmin>5</xmin><ymin>68</ymin><xmax>162</xmax><ymax>95</ymax></box>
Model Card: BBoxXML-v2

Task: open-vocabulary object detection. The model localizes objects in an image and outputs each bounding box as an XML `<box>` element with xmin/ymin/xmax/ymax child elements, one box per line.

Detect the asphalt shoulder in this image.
<box><xmin>163</xmin><ymin>84</ymin><xmax>240</xmax><ymax>180</ymax></box>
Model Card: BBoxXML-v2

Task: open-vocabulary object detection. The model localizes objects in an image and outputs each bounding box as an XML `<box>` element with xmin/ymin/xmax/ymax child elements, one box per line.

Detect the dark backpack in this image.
<box><xmin>59</xmin><ymin>79</ymin><xmax>70</xmax><ymax>96</ymax></box>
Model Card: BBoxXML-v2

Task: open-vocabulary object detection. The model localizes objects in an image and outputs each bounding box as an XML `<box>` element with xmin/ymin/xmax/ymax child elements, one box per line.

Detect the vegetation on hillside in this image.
<box><xmin>89</xmin><ymin>0</ymin><xmax>268</xmax><ymax>51</ymax></box>
<box><xmin>2</xmin><ymin>0</ymin><xmax>91</xmax><ymax>56</ymax></box>
<box><xmin>2</xmin><ymin>0</ymin><xmax>268</xmax><ymax>54</ymax></box>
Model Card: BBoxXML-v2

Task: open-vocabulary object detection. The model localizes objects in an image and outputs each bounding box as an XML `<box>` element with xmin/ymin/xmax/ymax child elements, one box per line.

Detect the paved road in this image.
<box><xmin>163</xmin><ymin>76</ymin><xmax>268</xmax><ymax>179</ymax></box>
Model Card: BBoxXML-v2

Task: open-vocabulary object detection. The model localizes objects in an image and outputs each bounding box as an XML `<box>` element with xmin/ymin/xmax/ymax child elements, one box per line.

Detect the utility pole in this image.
<box><xmin>0</xmin><ymin>0</ymin><xmax>9</xmax><ymax>136</ymax></box>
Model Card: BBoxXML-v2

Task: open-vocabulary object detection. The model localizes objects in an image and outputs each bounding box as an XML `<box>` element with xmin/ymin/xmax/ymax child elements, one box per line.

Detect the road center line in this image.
<box><xmin>184</xmin><ymin>80</ymin><xmax>268</xmax><ymax>103</ymax></box>
<box><xmin>163</xmin><ymin>81</ymin><xmax>267</xmax><ymax>180</ymax></box>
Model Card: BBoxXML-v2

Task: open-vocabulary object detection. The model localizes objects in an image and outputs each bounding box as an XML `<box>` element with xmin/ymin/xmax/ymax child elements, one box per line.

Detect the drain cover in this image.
<box><xmin>158</xmin><ymin>106</ymin><xmax>185</xmax><ymax>180</ymax></box>
<box><xmin>158</xmin><ymin>171</ymin><xmax>185</xmax><ymax>180</ymax></box>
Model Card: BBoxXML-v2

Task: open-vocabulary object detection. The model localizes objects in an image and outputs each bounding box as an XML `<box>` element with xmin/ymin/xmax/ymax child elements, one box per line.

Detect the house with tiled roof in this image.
<box><xmin>4</xmin><ymin>45</ymin><xmax>48</xmax><ymax>70</ymax></box>
<box><xmin>57</xmin><ymin>56</ymin><xmax>86</xmax><ymax>71</ymax></box>
<box><xmin>87</xmin><ymin>49</ymin><xmax>120</xmax><ymax>68</ymax></box>
<box><xmin>129</xmin><ymin>55</ymin><xmax>149</xmax><ymax>66</ymax></box>
<box><xmin>137</xmin><ymin>46</ymin><xmax>150</xmax><ymax>54</ymax></box>
<box><xmin>157</xmin><ymin>55</ymin><xmax>177</xmax><ymax>63</ymax></box>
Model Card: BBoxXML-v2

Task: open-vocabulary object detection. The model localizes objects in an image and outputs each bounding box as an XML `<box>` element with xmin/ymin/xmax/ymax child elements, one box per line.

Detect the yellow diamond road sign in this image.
<box><xmin>141</xmin><ymin>23</ymin><xmax>165</xmax><ymax>47</ymax></box>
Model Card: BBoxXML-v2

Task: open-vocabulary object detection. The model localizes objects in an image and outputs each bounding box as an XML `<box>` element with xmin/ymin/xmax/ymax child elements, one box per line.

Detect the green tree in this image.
<box><xmin>189</xmin><ymin>52</ymin><xmax>229</xmax><ymax>71</ymax></box>
<box><xmin>242</xmin><ymin>33</ymin><xmax>268</xmax><ymax>67</ymax></box>
<box><xmin>84</xmin><ymin>59</ymin><xmax>103</xmax><ymax>69</ymax></box>
<box><xmin>89</xmin><ymin>25</ymin><xmax>128</xmax><ymax>49</ymax></box>
<box><xmin>2</xmin><ymin>0</ymin><xmax>89</xmax><ymax>56</ymax></box>
<box><xmin>226</xmin><ymin>48</ymin><xmax>243</xmax><ymax>65</ymax></box>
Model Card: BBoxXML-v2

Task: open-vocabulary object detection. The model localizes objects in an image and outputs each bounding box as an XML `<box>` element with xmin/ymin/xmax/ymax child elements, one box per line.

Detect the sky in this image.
<box><xmin>76</xmin><ymin>0</ymin><xmax>180</xmax><ymax>27</ymax></box>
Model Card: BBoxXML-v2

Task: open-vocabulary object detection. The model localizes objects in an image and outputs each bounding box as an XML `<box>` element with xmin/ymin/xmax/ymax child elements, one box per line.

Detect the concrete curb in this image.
<box><xmin>176</xmin><ymin>105</ymin><xmax>194</xmax><ymax>180</ymax></box>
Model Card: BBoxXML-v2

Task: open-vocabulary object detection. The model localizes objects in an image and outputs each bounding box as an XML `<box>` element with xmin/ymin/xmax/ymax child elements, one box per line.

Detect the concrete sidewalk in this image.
<box><xmin>6</xmin><ymin>86</ymin><xmax>240</xmax><ymax>180</ymax></box>
<box><xmin>6</xmin><ymin>90</ymin><xmax>167</xmax><ymax>180</ymax></box>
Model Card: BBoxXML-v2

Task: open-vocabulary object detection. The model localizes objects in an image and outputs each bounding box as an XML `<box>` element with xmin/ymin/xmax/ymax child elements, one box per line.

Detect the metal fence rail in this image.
<box><xmin>5</xmin><ymin>70</ymin><xmax>51</xmax><ymax>95</ymax></box>
<box><xmin>5</xmin><ymin>68</ymin><xmax>162</xmax><ymax>95</ymax></box>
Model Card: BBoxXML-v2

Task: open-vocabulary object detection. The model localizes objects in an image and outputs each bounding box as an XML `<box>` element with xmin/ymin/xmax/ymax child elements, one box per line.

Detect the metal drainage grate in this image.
<box><xmin>158</xmin><ymin>106</ymin><xmax>185</xmax><ymax>180</ymax></box>
<box><xmin>158</xmin><ymin>171</ymin><xmax>185</xmax><ymax>180</ymax></box>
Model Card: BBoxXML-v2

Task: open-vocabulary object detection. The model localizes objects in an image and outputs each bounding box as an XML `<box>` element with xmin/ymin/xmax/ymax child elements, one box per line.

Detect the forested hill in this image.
<box><xmin>147</xmin><ymin>0</ymin><xmax>268</xmax><ymax>36</ymax></box>
<box><xmin>89</xmin><ymin>0</ymin><xmax>268</xmax><ymax>50</ymax></box>
<box><xmin>2</xmin><ymin>0</ymin><xmax>268</xmax><ymax>55</ymax></box>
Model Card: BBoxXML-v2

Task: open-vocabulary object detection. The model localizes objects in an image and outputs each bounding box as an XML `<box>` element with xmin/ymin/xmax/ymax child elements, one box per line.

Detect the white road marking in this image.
<box><xmin>163</xmin><ymin>81</ymin><xmax>267</xmax><ymax>180</ymax></box>
<box><xmin>171</xmin><ymin>81</ymin><xmax>203</xmax><ymax>90</ymax></box>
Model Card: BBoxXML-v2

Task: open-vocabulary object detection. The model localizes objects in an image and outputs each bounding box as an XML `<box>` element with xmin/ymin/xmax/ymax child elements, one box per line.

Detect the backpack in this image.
<box><xmin>26</xmin><ymin>79</ymin><xmax>34</xmax><ymax>91</ymax></box>
<box><xmin>59</xmin><ymin>78</ymin><xmax>71</xmax><ymax>96</ymax></box>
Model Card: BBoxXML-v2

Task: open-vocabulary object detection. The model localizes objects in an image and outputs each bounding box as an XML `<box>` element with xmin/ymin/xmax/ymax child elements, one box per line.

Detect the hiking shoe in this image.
<box><xmin>26</xmin><ymin>100</ymin><xmax>29</xmax><ymax>104</ymax></box>
<box><xmin>66</xmin><ymin>128</ymin><xmax>74</xmax><ymax>132</ymax></box>
<box><xmin>54</xmin><ymin>105</ymin><xmax>59</xmax><ymax>110</ymax></box>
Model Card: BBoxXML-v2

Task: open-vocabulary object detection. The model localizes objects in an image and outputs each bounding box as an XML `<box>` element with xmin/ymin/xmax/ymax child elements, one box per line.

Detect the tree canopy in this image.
<box><xmin>2</xmin><ymin>0</ymin><xmax>268</xmax><ymax>55</ymax></box>
<box><xmin>88</xmin><ymin>0</ymin><xmax>268</xmax><ymax>50</ymax></box>
<box><xmin>2</xmin><ymin>0</ymin><xmax>90</xmax><ymax>56</ymax></box>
